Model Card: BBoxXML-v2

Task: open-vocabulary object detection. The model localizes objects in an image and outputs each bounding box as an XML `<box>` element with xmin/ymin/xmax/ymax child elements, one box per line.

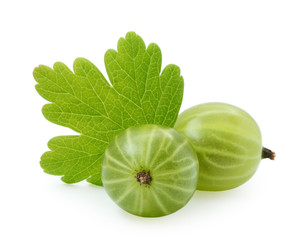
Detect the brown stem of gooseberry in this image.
<box><xmin>262</xmin><ymin>147</ymin><xmax>275</xmax><ymax>160</ymax></box>
<box><xmin>136</xmin><ymin>170</ymin><xmax>152</xmax><ymax>185</ymax></box>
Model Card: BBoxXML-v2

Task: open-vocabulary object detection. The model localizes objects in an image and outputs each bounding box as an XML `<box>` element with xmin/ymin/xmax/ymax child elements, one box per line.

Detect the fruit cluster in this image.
<box><xmin>34</xmin><ymin>32</ymin><xmax>275</xmax><ymax>218</ymax></box>
<box><xmin>102</xmin><ymin>102</ymin><xmax>275</xmax><ymax>217</ymax></box>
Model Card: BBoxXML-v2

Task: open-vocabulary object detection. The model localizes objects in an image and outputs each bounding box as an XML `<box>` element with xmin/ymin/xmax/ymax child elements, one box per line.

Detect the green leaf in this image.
<box><xmin>34</xmin><ymin>32</ymin><xmax>184</xmax><ymax>185</ymax></box>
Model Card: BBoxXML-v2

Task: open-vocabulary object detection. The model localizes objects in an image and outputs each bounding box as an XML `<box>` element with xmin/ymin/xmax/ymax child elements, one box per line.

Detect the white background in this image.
<box><xmin>1</xmin><ymin>0</ymin><xmax>301</xmax><ymax>239</ymax></box>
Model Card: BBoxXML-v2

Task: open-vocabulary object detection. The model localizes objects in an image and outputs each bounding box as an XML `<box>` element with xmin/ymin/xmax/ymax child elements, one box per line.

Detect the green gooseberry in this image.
<box><xmin>102</xmin><ymin>124</ymin><xmax>199</xmax><ymax>217</ymax></box>
<box><xmin>175</xmin><ymin>102</ymin><xmax>274</xmax><ymax>191</ymax></box>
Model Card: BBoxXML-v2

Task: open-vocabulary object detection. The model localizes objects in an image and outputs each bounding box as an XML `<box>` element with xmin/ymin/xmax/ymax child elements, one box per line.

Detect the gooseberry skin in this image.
<box><xmin>174</xmin><ymin>102</ymin><xmax>262</xmax><ymax>191</ymax></box>
<box><xmin>102</xmin><ymin>124</ymin><xmax>199</xmax><ymax>217</ymax></box>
